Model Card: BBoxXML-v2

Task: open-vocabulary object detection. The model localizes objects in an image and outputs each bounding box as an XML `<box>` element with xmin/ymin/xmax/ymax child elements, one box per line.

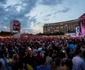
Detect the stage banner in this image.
<box><xmin>76</xmin><ymin>26</ymin><xmax>80</xmax><ymax>36</ymax></box>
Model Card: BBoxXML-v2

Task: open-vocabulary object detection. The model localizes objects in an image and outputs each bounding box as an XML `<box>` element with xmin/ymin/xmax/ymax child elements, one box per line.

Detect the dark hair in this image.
<box><xmin>55</xmin><ymin>57</ymin><xmax>61</xmax><ymax>66</ymax></box>
<box><xmin>74</xmin><ymin>50</ymin><xmax>81</xmax><ymax>55</ymax></box>
<box><xmin>40</xmin><ymin>58</ymin><xmax>46</xmax><ymax>65</ymax></box>
<box><xmin>0</xmin><ymin>62</ymin><xmax>2</xmax><ymax>69</ymax></box>
<box><xmin>83</xmin><ymin>51</ymin><xmax>85</xmax><ymax>58</ymax></box>
<box><xmin>59</xmin><ymin>52</ymin><xmax>66</xmax><ymax>59</ymax></box>
<box><xmin>0</xmin><ymin>51</ymin><xmax>3</xmax><ymax>58</ymax></box>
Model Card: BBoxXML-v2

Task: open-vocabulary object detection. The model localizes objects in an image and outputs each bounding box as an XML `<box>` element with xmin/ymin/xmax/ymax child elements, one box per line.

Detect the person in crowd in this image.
<box><xmin>0</xmin><ymin>51</ymin><xmax>8</xmax><ymax>70</ymax></box>
<box><xmin>72</xmin><ymin>50</ymin><xmax>84</xmax><ymax>70</ymax></box>
<box><xmin>0</xmin><ymin>62</ymin><xmax>2</xmax><ymax>70</ymax></box>
<box><xmin>68</xmin><ymin>41</ymin><xmax>76</xmax><ymax>54</ymax></box>
<box><xmin>18</xmin><ymin>62</ymin><xmax>27</xmax><ymax>70</ymax></box>
<box><xmin>12</xmin><ymin>53</ymin><xmax>19</xmax><ymax>70</ymax></box>
<box><xmin>81</xmin><ymin>51</ymin><xmax>85</xmax><ymax>70</ymax></box>
<box><xmin>4</xmin><ymin>52</ymin><xmax>12</xmax><ymax>70</ymax></box>
<box><xmin>46</xmin><ymin>51</ymin><xmax>52</xmax><ymax>69</ymax></box>
<box><xmin>37</xmin><ymin>58</ymin><xmax>51</xmax><ymax>70</ymax></box>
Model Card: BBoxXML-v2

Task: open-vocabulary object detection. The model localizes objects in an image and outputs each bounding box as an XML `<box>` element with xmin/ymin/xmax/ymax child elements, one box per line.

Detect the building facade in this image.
<box><xmin>43</xmin><ymin>19</ymin><xmax>79</xmax><ymax>34</ymax></box>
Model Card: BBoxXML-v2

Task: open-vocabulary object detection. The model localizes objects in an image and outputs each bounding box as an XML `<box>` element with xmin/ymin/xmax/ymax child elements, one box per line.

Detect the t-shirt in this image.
<box><xmin>0</xmin><ymin>58</ymin><xmax>8</xmax><ymax>70</ymax></box>
<box><xmin>72</xmin><ymin>56</ymin><xmax>84</xmax><ymax>70</ymax></box>
<box><xmin>37</xmin><ymin>66</ymin><xmax>51</xmax><ymax>70</ymax></box>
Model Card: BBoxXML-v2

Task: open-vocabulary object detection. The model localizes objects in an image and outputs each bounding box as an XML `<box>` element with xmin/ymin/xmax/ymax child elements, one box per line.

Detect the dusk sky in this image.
<box><xmin>0</xmin><ymin>0</ymin><xmax>85</xmax><ymax>34</ymax></box>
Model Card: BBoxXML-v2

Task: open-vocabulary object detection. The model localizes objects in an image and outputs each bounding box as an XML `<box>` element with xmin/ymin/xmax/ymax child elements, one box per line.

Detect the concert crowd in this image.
<box><xmin>0</xmin><ymin>36</ymin><xmax>85</xmax><ymax>70</ymax></box>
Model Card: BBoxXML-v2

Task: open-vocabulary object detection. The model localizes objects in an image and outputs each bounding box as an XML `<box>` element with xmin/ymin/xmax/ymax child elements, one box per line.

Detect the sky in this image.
<box><xmin>0</xmin><ymin>0</ymin><xmax>85</xmax><ymax>34</ymax></box>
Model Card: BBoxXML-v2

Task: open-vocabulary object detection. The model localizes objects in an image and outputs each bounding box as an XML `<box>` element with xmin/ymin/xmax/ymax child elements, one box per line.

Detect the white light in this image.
<box><xmin>20</xmin><ymin>29</ymin><xmax>22</xmax><ymax>32</ymax></box>
<box><xmin>3</xmin><ymin>26</ymin><xmax>7</xmax><ymax>31</ymax></box>
<box><xmin>25</xmin><ymin>30</ymin><xmax>28</xmax><ymax>33</ymax></box>
<box><xmin>3</xmin><ymin>26</ymin><xmax>7</xmax><ymax>29</ymax></box>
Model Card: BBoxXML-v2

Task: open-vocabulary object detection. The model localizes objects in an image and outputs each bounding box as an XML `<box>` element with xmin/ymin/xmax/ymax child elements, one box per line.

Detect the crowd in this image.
<box><xmin>0</xmin><ymin>36</ymin><xmax>85</xmax><ymax>70</ymax></box>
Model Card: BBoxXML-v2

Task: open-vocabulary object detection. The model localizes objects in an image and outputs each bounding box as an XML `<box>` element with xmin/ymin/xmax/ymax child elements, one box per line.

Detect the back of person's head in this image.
<box><xmin>82</xmin><ymin>51</ymin><xmax>85</xmax><ymax>58</ymax></box>
<box><xmin>74</xmin><ymin>50</ymin><xmax>81</xmax><ymax>56</ymax></box>
<box><xmin>65</xmin><ymin>59</ymin><xmax>72</xmax><ymax>67</ymax></box>
<box><xmin>60</xmin><ymin>51</ymin><xmax>66</xmax><ymax>59</ymax></box>
<box><xmin>47</xmin><ymin>51</ymin><xmax>52</xmax><ymax>57</ymax></box>
<box><xmin>55</xmin><ymin>57</ymin><xmax>61</xmax><ymax>66</ymax></box>
<box><xmin>13</xmin><ymin>54</ymin><xmax>19</xmax><ymax>61</ymax></box>
<box><xmin>40</xmin><ymin>58</ymin><xmax>46</xmax><ymax>65</ymax></box>
<box><xmin>0</xmin><ymin>51</ymin><xmax>3</xmax><ymax>58</ymax></box>
<box><xmin>0</xmin><ymin>62</ymin><xmax>2</xmax><ymax>69</ymax></box>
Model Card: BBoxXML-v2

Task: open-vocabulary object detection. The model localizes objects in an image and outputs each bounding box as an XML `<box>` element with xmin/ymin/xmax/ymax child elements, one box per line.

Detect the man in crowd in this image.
<box><xmin>72</xmin><ymin>50</ymin><xmax>84</xmax><ymax>70</ymax></box>
<box><xmin>37</xmin><ymin>58</ymin><xmax>51</xmax><ymax>70</ymax></box>
<box><xmin>81</xmin><ymin>51</ymin><xmax>85</xmax><ymax>70</ymax></box>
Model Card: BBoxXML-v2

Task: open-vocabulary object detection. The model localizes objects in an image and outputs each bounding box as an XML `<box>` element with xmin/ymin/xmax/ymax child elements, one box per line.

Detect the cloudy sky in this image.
<box><xmin>0</xmin><ymin>0</ymin><xmax>85</xmax><ymax>34</ymax></box>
